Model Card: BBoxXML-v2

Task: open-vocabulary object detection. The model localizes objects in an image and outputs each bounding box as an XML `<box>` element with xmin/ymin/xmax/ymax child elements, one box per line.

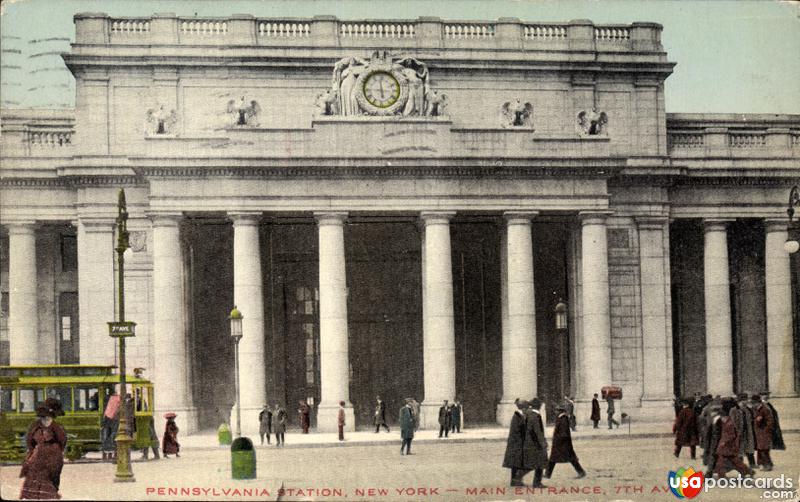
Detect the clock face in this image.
<box><xmin>363</xmin><ymin>71</ymin><xmax>401</xmax><ymax>108</ymax></box>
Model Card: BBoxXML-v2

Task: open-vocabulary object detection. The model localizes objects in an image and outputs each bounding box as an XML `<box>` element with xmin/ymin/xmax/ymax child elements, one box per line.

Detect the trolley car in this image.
<box><xmin>0</xmin><ymin>365</ymin><xmax>154</xmax><ymax>462</ymax></box>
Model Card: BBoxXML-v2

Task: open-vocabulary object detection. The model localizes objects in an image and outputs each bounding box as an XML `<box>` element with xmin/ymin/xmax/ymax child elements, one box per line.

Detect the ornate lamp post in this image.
<box><xmin>229</xmin><ymin>306</ymin><xmax>243</xmax><ymax>437</ymax></box>
<box><xmin>110</xmin><ymin>188</ymin><xmax>135</xmax><ymax>482</ymax></box>
<box><xmin>785</xmin><ymin>185</ymin><xmax>800</xmax><ymax>254</ymax></box>
<box><xmin>554</xmin><ymin>299</ymin><xmax>569</xmax><ymax>398</ymax></box>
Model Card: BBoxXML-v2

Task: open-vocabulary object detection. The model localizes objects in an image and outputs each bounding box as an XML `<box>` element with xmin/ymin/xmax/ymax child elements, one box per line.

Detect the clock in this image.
<box><xmin>355</xmin><ymin>66</ymin><xmax>409</xmax><ymax>116</ymax></box>
<box><xmin>363</xmin><ymin>71</ymin><xmax>400</xmax><ymax>108</ymax></box>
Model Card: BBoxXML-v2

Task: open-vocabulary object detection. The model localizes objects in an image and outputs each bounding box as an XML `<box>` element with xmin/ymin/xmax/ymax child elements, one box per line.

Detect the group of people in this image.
<box><xmin>672</xmin><ymin>392</ymin><xmax>784</xmax><ymax>479</ymax></box>
<box><xmin>503</xmin><ymin>397</ymin><xmax>586</xmax><ymax>488</ymax></box>
<box><xmin>257</xmin><ymin>402</ymin><xmax>288</xmax><ymax>446</ymax></box>
<box><xmin>437</xmin><ymin>399</ymin><xmax>464</xmax><ymax>438</ymax></box>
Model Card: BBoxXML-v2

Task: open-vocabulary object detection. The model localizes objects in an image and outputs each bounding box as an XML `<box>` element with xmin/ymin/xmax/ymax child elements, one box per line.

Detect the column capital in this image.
<box><xmin>420</xmin><ymin>211</ymin><xmax>455</xmax><ymax>224</ymax></box>
<box><xmin>702</xmin><ymin>218</ymin><xmax>735</xmax><ymax>232</ymax></box>
<box><xmin>147</xmin><ymin>212</ymin><xmax>183</xmax><ymax>227</ymax></box>
<box><xmin>228</xmin><ymin>211</ymin><xmax>263</xmax><ymax>225</ymax></box>
<box><xmin>635</xmin><ymin>215</ymin><xmax>669</xmax><ymax>230</ymax></box>
<box><xmin>5</xmin><ymin>221</ymin><xmax>38</xmax><ymax>233</ymax></box>
<box><xmin>578</xmin><ymin>210</ymin><xmax>613</xmax><ymax>225</ymax></box>
<box><xmin>314</xmin><ymin>211</ymin><xmax>348</xmax><ymax>225</ymax></box>
<box><xmin>503</xmin><ymin>211</ymin><xmax>538</xmax><ymax>224</ymax></box>
<box><xmin>764</xmin><ymin>218</ymin><xmax>789</xmax><ymax>233</ymax></box>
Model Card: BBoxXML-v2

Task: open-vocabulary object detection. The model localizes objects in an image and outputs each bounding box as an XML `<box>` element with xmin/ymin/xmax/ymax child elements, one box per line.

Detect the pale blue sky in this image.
<box><xmin>1</xmin><ymin>0</ymin><xmax>799</xmax><ymax>113</ymax></box>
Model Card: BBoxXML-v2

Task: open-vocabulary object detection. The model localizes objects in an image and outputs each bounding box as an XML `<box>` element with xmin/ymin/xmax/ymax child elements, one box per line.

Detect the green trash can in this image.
<box><xmin>231</xmin><ymin>437</ymin><xmax>256</xmax><ymax>480</ymax></box>
<box><xmin>218</xmin><ymin>423</ymin><xmax>232</xmax><ymax>446</ymax></box>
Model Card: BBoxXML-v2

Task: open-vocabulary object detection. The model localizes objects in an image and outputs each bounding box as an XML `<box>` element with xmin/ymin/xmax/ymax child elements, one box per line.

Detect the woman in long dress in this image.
<box><xmin>162</xmin><ymin>413</ymin><xmax>180</xmax><ymax>458</ymax></box>
<box><xmin>19</xmin><ymin>398</ymin><xmax>67</xmax><ymax>500</ymax></box>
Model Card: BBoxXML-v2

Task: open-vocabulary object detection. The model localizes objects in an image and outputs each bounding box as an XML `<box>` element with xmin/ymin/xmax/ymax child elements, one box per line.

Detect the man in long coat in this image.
<box><xmin>273</xmin><ymin>403</ymin><xmax>287</xmax><ymax>446</ymax></box>
<box><xmin>298</xmin><ymin>400</ymin><xmax>310</xmax><ymax>434</ymax></box>
<box><xmin>374</xmin><ymin>397</ymin><xmax>390</xmax><ymax>433</ymax></box>
<box><xmin>545</xmin><ymin>405</ymin><xmax>585</xmax><ymax>479</ymax></box>
<box><xmin>763</xmin><ymin>392</ymin><xmax>785</xmax><ymax>451</ymax></box>
<box><xmin>734</xmin><ymin>395</ymin><xmax>756</xmax><ymax>468</ymax></box>
<box><xmin>503</xmin><ymin>400</ymin><xmax>531</xmax><ymax>486</ymax></box>
<box><xmin>753</xmin><ymin>395</ymin><xmax>774</xmax><ymax>471</ymax></box>
<box><xmin>526</xmin><ymin>398</ymin><xmax>549</xmax><ymax>488</ymax></box>
<box><xmin>713</xmin><ymin>399</ymin><xmax>753</xmax><ymax>478</ymax></box>
<box><xmin>563</xmin><ymin>396</ymin><xmax>576</xmax><ymax>431</ymax></box>
<box><xmin>590</xmin><ymin>394</ymin><xmax>601</xmax><ymax>429</ymax></box>
<box><xmin>259</xmin><ymin>404</ymin><xmax>272</xmax><ymax>445</ymax></box>
<box><xmin>673</xmin><ymin>399</ymin><xmax>699</xmax><ymax>459</ymax></box>
<box><xmin>399</xmin><ymin>399</ymin><xmax>415</xmax><ymax>455</ymax></box>
<box><xmin>606</xmin><ymin>395</ymin><xmax>619</xmax><ymax>429</ymax></box>
<box><xmin>438</xmin><ymin>400</ymin><xmax>451</xmax><ymax>438</ymax></box>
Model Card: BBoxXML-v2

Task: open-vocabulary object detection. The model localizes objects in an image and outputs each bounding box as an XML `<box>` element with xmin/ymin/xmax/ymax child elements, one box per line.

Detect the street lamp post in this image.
<box><xmin>229</xmin><ymin>306</ymin><xmax>243</xmax><ymax>437</ymax></box>
<box><xmin>554</xmin><ymin>300</ymin><xmax>569</xmax><ymax>398</ymax></box>
<box><xmin>111</xmin><ymin>188</ymin><xmax>135</xmax><ymax>482</ymax></box>
<box><xmin>785</xmin><ymin>185</ymin><xmax>800</xmax><ymax>254</ymax></box>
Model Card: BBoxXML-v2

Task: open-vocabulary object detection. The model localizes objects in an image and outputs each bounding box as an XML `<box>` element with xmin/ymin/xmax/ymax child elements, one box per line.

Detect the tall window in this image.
<box><xmin>294</xmin><ymin>286</ymin><xmax>320</xmax><ymax>395</ymax></box>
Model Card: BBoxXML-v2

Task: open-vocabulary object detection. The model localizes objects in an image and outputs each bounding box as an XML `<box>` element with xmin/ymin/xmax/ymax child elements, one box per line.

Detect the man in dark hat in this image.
<box><xmin>545</xmin><ymin>404</ymin><xmax>586</xmax><ymax>479</ymax></box>
<box><xmin>752</xmin><ymin>394</ymin><xmax>774</xmax><ymax>471</ymax></box>
<box><xmin>259</xmin><ymin>404</ymin><xmax>272</xmax><ymax>445</ymax></box>
<box><xmin>713</xmin><ymin>398</ymin><xmax>753</xmax><ymax>479</ymax></box>
<box><xmin>526</xmin><ymin>398</ymin><xmax>548</xmax><ymax>488</ymax></box>
<box><xmin>399</xmin><ymin>398</ymin><xmax>415</xmax><ymax>455</ymax></box>
<box><xmin>590</xmin><ymin>393</ymin><xmax>601</xmax><ymax>428</ymax></box>
<box><xmin>438</xmin><ymin>400</ymin><xmax>451</xmax><ymax>438</ymax></box>
<box><xmin>502</xmin><ymin>400</ymin><xmax>530</xmax><ymax>486</ymax></box>
<box><xmin>734</xmin><ymin>393</ymin><xmax>756</xmax><ymax>469</ymax></box>
<box><xmin>762</xmin><ymin>392</ymin><xmax>785</xmax><ymax>452</ymax></box>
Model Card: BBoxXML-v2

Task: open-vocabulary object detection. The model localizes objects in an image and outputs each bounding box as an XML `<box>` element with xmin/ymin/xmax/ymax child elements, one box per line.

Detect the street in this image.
<box><xmin>2</xmin><ymin>432</ymin><xmax>798</xmax><ymax>501</ymax></box>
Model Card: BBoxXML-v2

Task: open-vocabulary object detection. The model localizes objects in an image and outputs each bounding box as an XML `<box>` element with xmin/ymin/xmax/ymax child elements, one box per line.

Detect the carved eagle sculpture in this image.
<box><xmin>501</xmin><ymin>99</ymin><xmax>534</xmax><ymax>127</ymax></box>
<box><xmin>425</xmin><ymin>90</ymin><xmax>448</xmax><ymax>117</ymax></box>
<box><xmin>227</xmin><ymin>97</ymin><xmax>261</xmax><ymax>126</ymax></box>
<box><xmin>145</xmin><ymin>105</ymin><xmax>178</xmax><ymax>135</ymax></box>
<box><xmin>577</xmin><ymin>109</ymin><xmax>608</xmax><ymax>135</ymax></box>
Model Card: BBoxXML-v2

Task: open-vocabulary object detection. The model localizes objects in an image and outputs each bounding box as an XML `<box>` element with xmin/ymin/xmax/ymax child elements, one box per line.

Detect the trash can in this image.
<box><xmin>230</xmin><ymin>437</ymin><xmax>256</xmax><ymax>480</ymax></box>
<box><xmin>218</xmin><ymin>423</ymin><xmax>232</xmax><ymax>446</ymax></box>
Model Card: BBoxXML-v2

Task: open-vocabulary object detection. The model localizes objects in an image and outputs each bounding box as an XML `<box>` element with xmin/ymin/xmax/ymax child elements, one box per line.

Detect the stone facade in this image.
<box><xmin>1</xmin><ymin>14</ymin><xmax>798</xmax><ymax>435</ymax></box>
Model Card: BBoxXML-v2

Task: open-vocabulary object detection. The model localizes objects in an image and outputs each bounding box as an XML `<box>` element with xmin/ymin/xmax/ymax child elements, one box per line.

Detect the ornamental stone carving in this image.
<box><xmin>145</xmin><ymin>105</ymin><xmax>178</xmax><ymax>136</ymax></box>
<box><xmin>577</xmin><ymin>108</ymin><xmax>608</xmax><ymax>135</ymax></box>
<box><xmin>226</xmin><ymin>96</ymin><xmax>261</xmax><ymax>127</ymax></box>
<box><xmin>324</xmin><ymin>51</ymin><xmax>447</xmax><ymax>117</ymax></box>
<box><xmin>501</xmin><ymin>99</ymin><xmax>534</xmax><ymax>128</ymax></box>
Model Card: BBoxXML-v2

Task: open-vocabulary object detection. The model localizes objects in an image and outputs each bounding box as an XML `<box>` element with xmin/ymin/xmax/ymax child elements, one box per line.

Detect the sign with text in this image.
<box><xmin>108</xmin><ymin>321</ymin><xmax>136</xmax><ymax>337</ymax></box>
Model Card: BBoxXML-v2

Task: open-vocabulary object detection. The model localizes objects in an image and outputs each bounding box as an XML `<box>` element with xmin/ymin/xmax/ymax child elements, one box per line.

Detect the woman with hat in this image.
<box><xmin>162</xmin><ymin>413</ymin><xmax>180</xmax><ymax>458</ymax></box>
<box><xmin>19</xmin><ymin>398</ymin><xmax>67</xmax><ymax>500</ymax></box>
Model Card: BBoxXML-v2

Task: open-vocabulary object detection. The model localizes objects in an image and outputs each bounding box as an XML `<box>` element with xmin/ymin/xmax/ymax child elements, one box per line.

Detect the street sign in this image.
<box><xmin>108</xmin><ymin>321</ymin><xmax>136</xmax><ymax>337</ymax></box>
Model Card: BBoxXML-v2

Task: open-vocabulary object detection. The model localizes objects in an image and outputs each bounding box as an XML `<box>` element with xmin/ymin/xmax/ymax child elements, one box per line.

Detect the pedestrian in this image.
<box><xmin>101</xmin><ymin>391</ymin><xmax>120</xmax><ymax>461</ymax></box>
<box><xmin>545</xmin><ymin>404</ymin><xmax>586</xmax><ymax>479</ymax></box>
<box><xmin>752</xmin><ymin>394</ymin><xmax>774</xmax><ymax>471</ymax></box>
<box><xmin>19</xmin><ymin>398</ymin><xmax>67</xmax><ymax>500</ymax></box>
<box><xmin>606</xmin><ymin>395</ymin><xmax>619</xmax><ymax>429</ymax></box>
<box><xmin>451</xmin><ymin>400</ymin><xmax>462</xmax><ymax>434</ymax></box>
<box><xmin>733</xmin><ymin>394</ymin><xmax>756</xmax><ymax>468</ymax></box>
<box><xmin>259</xmin><ymin>404</ymin><xmax>272</xmax><ymax>445</ymax></box>
<box><xmin>338</xmin><ymin>401</ymin><xmax>346</xmax><ymax>441</ymax></box>
<box><xmin>399</xmin><ymin>399</ymin><xmax>415</xmax><ymax>455</ymax></box>
<box><xmin>438</xmin><ymin>400</ymin><xmax>451</xmax><ymax>438</ymax></box>
<box><xmin>762</xmin><ymin>392</ymin><xmax>785</xmax><ymax>451</ymax></box>
<box><xmin>374</xmin><ymin>396</ymin><xmax>390</xmax><ymax>433</ymax></box>
<box><xmin>713</xmin><ymin>398</ymin><xmax>753</xmax><ymax>479</ymax></box>
<box><xmin>502</xmin><ymin>400</ymin><xmax>530</xmax><ymax>486</ymax></box>
<box><xmin>140</xmin><ymin>414</ymin><xmax>160</xmax><ymax>460</ymax></box>
<box><xmin>162</xmin><ymin>412</ymin><xmax>180</xmax><ymax>458</ymax></box>
<box><xmin>525</xmin><ymin>398</ymin><xmax>548</xmax><ymax>488</ymax></box>
<box><xmin>298</xmin><ymin>400</ymin><xmax>310</xmax><ymax>434</ymax></box>
<box><xmin>274</xmin><ymin>403</ymin><xmax>287</xmax><ymax>446</ymax></box>
<box><xmin>673</xmin><ymin>395</ymin><xmax>682</xmax><ymax>417</ymax></box>
<box><xmin>699</xmin><ymin>399</ymin><xmax>722</xmax><ymax>471</ymax></box>
<box><xmin>673</xmin><ymin>399</ymin><xmax>698</xmax><ymax>459</ymax></box>
<box><xmin>564</xmin><ymin>396</ymin><xmax>576</xmax><ymax>431</ymax></box>
<box><xmin>590</xmin><ymin>393</ymin><xmax>600</xmax><ymax>429</ymax></box>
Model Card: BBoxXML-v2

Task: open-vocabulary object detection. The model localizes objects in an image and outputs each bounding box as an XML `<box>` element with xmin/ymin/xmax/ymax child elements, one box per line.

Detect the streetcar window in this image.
<box><xmin>134</xmin><ymin>386</ymin><xmax>150</xmax><ymax>412</ymax></box>
<box><xmin>0</xmin><ymin>387</ymin><xmax>16</xmax><ymax>412</ymax></box>
<box><xmin>46</xmin><ymin>387</ymin><xmax>72</xmax><ymax>413</ymax></box>
<box><xmin>73</xmin><ymin>387</ymin><xmax>99</xmax><ymax>411</ymax></box>
<box><xmin>19</xmin><ymin>388</ymin><xmax>44</xmax><ymax>413</ymax></box>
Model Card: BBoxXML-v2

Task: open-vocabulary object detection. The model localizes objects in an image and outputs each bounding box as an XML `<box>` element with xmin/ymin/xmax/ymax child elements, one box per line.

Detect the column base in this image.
<box><xmin>315</xmin><ymin>403</ymin><xmax>355</xmax><ymax>433</ymax></box>
<box><xmin>767</xmin><ymin>395</ymin><xmax>800</xmax><ymax>422</ymax></box>
<box><xmin>156</xmin><ymin>406</ymin><xmax>199</xmax><ymax>436</ymax></box>
<box><xmin>419</xmin><ymin>401</ymin><xmax>448</xmax><ymax>430</ymax></box>
<box><xmin>635</xmin><ymin>396</ymin><xmax>677</xmax><ymax>422</ymax></box>
<box><xmin>496</xmin><ymin>400</ymin><xmax>518</xmax><ymax>427</ymax></box>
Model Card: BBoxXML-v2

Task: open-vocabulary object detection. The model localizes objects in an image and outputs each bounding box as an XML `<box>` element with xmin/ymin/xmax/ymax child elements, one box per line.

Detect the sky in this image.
<box><xmin>1</xmin><ymin>0</ymin><xmax>799</xmax><ymax>113</ymax></box>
